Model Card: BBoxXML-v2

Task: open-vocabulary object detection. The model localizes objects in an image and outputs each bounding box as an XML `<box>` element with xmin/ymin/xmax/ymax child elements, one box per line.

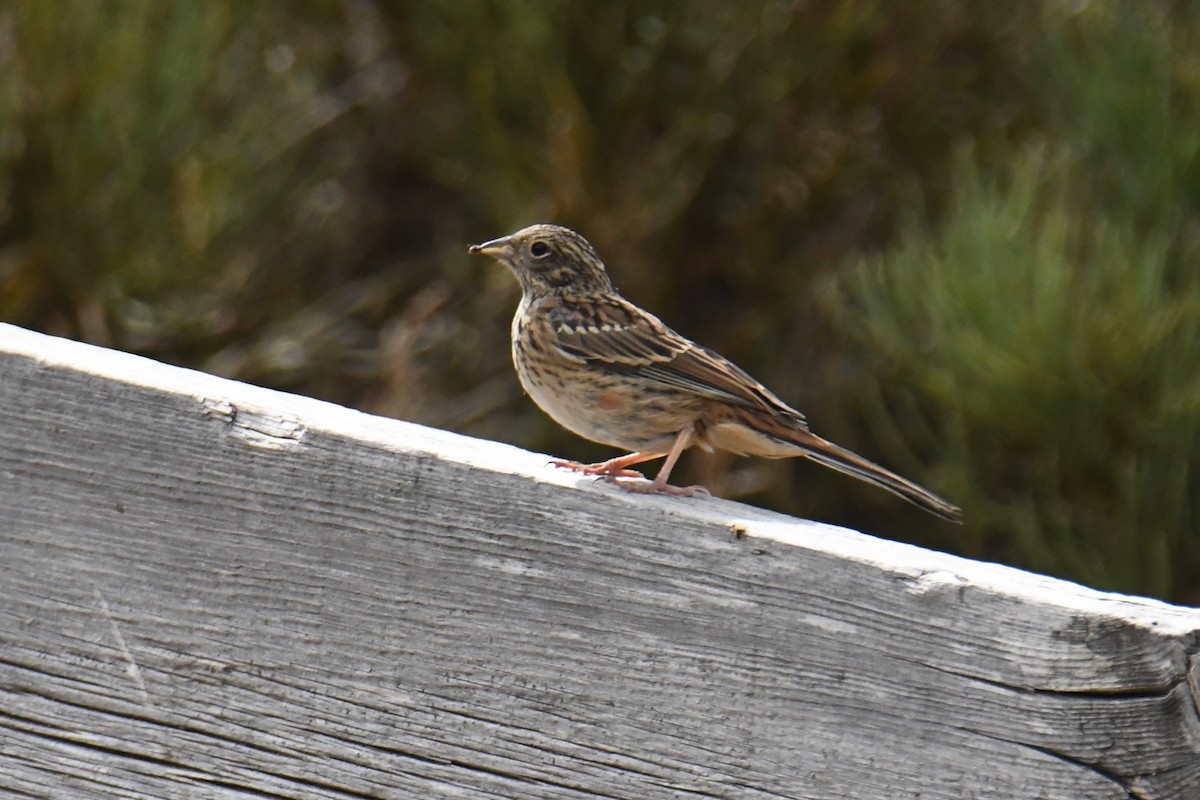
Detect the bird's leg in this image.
<box><xmin>551</xmin><ymin>450</ymin><xmax>664</xmax><ymax>479</ymax></box>
<box><xmin>616</xmin><ymin>425</ymin><xmax>708</xmax><ymax>497</ymax></box>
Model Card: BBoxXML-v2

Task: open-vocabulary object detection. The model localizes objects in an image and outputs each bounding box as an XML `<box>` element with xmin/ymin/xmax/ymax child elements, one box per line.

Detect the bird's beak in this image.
<box><xmin>468</xmin><ymin>235</ymin><xmax>514</xmax><ymax>260</ymax></box>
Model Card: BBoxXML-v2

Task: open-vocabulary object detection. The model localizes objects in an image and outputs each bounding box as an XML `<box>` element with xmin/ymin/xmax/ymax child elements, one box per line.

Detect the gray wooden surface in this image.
<box><xmin>1</xmin><ymin>321</ymin><xmax>1198</xmax><ymax>800</ymax></box>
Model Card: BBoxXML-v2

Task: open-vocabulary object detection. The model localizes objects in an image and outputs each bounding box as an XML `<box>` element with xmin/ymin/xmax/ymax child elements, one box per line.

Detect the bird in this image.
<box><xmin>469</xmin><ymin>223</ymin><xmax>961</xmax><ymax>523</ymax></box>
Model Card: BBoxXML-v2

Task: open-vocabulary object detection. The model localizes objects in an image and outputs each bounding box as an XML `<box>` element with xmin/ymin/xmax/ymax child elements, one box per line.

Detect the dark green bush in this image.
<box><xmin>829</xmin><ymin>4</ymin><xmax>1200</xmax><ymax>600</ymax></box>
<box><xmin>832</xmin><ymin>146</ymin><xmax>1200</xmax><ymax>598</ymax></box>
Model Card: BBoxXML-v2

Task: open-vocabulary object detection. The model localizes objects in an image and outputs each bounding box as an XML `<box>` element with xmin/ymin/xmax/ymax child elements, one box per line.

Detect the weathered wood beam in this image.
<box><xmin>1</xmin><ymin>322</ymin><xmax>1197</xmax><ymax>799</ymax></box>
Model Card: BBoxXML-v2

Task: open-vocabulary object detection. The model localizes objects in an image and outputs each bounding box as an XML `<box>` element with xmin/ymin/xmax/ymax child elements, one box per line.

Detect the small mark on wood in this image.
<box><xmin>200</xmin><ymin>398</ymin><xmax>306</xmax><ymax>451</ymax></box>
<box><xmin>900</xmin><ymin>570</ymin><xmax>969</xmax><ymax>604</ymax></box>
<box><xmin>93</xmin><ymin>589</ymin><xmax>151</xmax><ymax>708</ymax></box>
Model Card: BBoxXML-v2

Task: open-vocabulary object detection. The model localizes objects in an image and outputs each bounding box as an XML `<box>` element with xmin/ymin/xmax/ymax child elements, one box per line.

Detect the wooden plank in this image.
<box><xmin>0</xmin><ymin>321</ymin><xmax>1197</xmax><ymax>800</ymax></box>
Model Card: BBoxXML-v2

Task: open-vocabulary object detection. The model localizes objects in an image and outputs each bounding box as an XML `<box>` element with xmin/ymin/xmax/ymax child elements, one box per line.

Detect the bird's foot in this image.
<box><xmin>609</xmin><ymin>477</ymin><xmax>710</xmax><ymax>497</ymax></box>
<box><xmin>550</xmin><ymin>459</ymin><xmax>644</xmax><ymax>480</ymax></box>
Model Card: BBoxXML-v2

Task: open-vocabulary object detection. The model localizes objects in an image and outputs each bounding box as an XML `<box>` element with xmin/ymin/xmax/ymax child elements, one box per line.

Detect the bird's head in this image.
<box><xmin>469</xmin><ymin>224</ymin><xmax>615</xmax><ymax>297</ymax></box>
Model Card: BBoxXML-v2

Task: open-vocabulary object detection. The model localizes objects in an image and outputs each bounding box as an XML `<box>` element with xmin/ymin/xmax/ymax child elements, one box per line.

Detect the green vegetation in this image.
<box><xmin>835</xmin><ymin>146</ymin><xmax>1199</xmax><ymax>598</ymax></box>
<box><xmin>831</xmin><ymin>4</ymin><xmax>1200</xmax><ymax>598</ymax></box>
<box><xmin>1</xmin><ymin>2</ymin><xmax>1196</xmax><ymax>601</ymax></box>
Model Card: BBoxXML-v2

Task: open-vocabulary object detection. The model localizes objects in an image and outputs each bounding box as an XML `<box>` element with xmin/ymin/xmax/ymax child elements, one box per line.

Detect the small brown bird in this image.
<box><xmin>470</xmin><ymin>224</ymin><xmax>961</xmax><ymax>522</ymax></box>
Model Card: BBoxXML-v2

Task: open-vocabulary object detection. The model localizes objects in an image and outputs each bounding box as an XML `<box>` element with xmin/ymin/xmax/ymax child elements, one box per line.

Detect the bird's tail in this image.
<box><xmin>794</xmin><ymin>430</ymin><xmax>962</xmax><ymax>523</ymax></box>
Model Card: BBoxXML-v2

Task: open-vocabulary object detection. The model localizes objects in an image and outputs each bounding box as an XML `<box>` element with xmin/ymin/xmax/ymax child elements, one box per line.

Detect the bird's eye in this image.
<box><xmin>530</xmin><ymin>241</ymin><xmax>551</xmax><ymax>259</ymax></box>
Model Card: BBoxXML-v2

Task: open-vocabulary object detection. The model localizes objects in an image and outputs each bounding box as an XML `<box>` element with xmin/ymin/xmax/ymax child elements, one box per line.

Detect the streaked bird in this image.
<box><xmin>470</xmin><ymin>224</ymin><xmax>960</xmax><ymax>522</ymax></box>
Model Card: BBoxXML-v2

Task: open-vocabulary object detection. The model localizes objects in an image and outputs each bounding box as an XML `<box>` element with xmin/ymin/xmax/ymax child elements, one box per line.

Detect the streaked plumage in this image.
<box><xmin>469</xmin><ymin>223</ymin><xmax>961</xmax><ymax>522</ymax></box>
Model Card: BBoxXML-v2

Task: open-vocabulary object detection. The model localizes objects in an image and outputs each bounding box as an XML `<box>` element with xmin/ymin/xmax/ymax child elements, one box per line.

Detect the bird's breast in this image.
<box><xmin>510</xmin><ymin>303</ymin><xmax>698</xmax><ymax>453</ymax></box>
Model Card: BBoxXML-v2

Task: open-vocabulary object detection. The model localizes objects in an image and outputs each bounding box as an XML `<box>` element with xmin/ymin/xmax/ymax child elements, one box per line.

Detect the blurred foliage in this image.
<box><xmin>0</xmin><ymin>0</ymin><xmax>411</xmax><ymax>399</ymax></box>
<box><xmin>0</xmin><ymin>1</ymin><xmax>1196</xmax><ymax>601</ymax></box>
<box><xmin>832</xmin><ymin>146</ymin><xmax>1200</xmax><ymax>599</ymax></box>
<box><xmin>829</xmin><ymin>2</ymin><xmax>1200</xmax><ymax>600</ymax></box>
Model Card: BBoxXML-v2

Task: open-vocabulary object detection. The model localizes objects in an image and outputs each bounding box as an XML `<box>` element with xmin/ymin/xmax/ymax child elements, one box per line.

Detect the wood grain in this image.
<box><xmin>1</xmin><ymin>323</ymin><xmax>1197</xmax><ymax>799</ymax></box>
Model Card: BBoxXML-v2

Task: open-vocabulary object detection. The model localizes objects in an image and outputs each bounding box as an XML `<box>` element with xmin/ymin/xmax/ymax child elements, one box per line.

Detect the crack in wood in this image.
<box><xmin>200</xmin><ymin>398</ymin><xmax>307</xmax><ymax>451</ymax></box>
<box><xmin>996</xmin><ymin>737</ymin><xmax>1138</xmax><ymax>800</ymax></box>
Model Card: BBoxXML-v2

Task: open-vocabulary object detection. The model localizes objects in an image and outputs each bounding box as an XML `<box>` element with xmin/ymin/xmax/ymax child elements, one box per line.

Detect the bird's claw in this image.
<box><xmin>550</xmin><ymin>459</ymin><xmax>644</xmax><ymax>479</ymax></box>
<box><xmin>606</xmin><ymin>477</ymin><xmax>710</xmax><ymax>497</ymax></box>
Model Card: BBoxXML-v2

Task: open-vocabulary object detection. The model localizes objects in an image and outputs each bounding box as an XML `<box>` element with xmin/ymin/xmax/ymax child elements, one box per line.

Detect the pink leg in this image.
<box><xmin>616</xmin><ymin>426</ymin><xmax>708</xmax><ymax>497</ymax></box>
<box><xmin>551</xmin><ymin>450</ymin><xmax>664</xmax><ymax>479</ymax></box>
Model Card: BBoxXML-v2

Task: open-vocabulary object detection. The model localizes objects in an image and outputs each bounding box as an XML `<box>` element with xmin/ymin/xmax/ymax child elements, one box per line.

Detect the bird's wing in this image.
<box><xmin>547</xmin><ymin>295</ymin><xmax>804</xmax><ymax>420</ymax></box>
